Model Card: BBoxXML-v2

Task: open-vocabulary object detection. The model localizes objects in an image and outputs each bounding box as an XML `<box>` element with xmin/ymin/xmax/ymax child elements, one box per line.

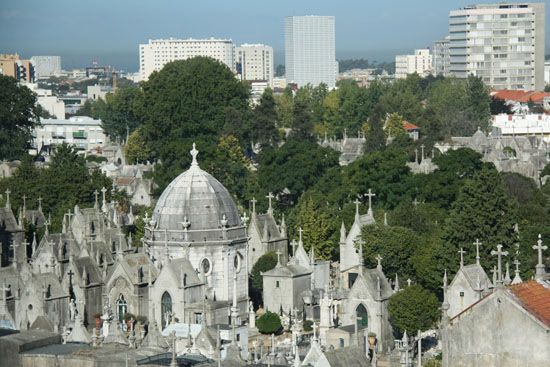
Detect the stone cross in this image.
<box><xmin>365</xmin><ymin>189</ymin><xmax>376</xmax><ymax>213</ymax></box>
<box><xmin>414</xmin><ymin>149</ymin><xmax>418</xmax><ymax>163</ymax></box>
<box><xmin>458</xmin><ymin>248</ymin><xmax>466</xmax><ymax>268</ymax></box>
<box><xmin>533</xmin><ymin>234</ymin><xmax>547</xmax><ymax>279</ymax></box>
<box><xmin>406</xmin><ymin>279</ymin><xmax>412</xmax><ymax>287</ymax></box>
<box><xmin>412</xmin><ymin>198</ymin><xmax>419</xmax><ymax>208</ymax></box>
<box><xmin>93</xmin><ymin>190</ymin><xmax>99</xmax><ymax>208</ymax></box>
<box><xmin>168</xmin><ymin>330</ymin><xmax>177</xmax><ymax>367</ymax></box>
<box><xmin>190</xmin><ymin>143</ymin><xmax>199</xmax><ymax>166</ymax></box>
<box><xmin>276</xmin><ymin>250</ymin><xmax>282</xmax><ymax>265</ymax></box>
<box><xmin>5</xmin><ymin>189</ymin><xmax>10</xmax><ymax>209</ymax></box>
<box><xmin>491</xmin><ymin>244</ymin><xmax>508</xmax><ymax>286</ymax></box>
<box><xmin>266</xmin><ymin>192</ymin><xmax>274</xmax><ymax>213</ymax></box>
<box><xmin>420</xmin><ymin>144</ymin><xmax>425</xmax><ymax>160</ymax></box>
<box><xmin>251</xmin><ymin>197</ymin><xmax>257</xmax><ymax>214</ymax></box>
<box><xmin>298</xmin><ymin>227</ymin><xmax>304</xmax><ymax>244</ymax></box>
<box><xmin>473</xmin><ymin>239</ymin><xmax>482</xmax><ymax>264</ymax></box>
<box><xmin>290</xmin><ymin>239</ymin><xmax>298</xmax><ymax>258</ymax></box>
<box><xmin>101</xmin><ymin>186</ymin><xmax>107</xmax><ymax>203</ymax></box>
<box><xmin>37</xmin><ymin>196</ymin><xmax>42</xmax><ymax>212</ymax></box>
<box><xmin>513</xmin><ymin>259</ymin><xmax>521</xmax><ymax>274</ymax></box>
<box><xmin>375</xmin><ymin>255</ymin><xmax>383</xmax><ymax>271</ymax></box>
<box><xmin>312</xmin><ymin>322</ymin><xmax>319</xmax><ymax>341</ymax></box>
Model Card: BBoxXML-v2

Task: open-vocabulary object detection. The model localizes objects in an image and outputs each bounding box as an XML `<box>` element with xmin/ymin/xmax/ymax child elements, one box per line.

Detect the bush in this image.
<box><xmin>256</xmin><ymin>311</ymin><xmax>282</xmax><ymax>334</ymax></box>
<box><xmin>303</xmin><ymin>320</ymin><xmax>313</xmax><ymax>332</ymax></box>
<box><xmin>388</xmin><ymin>284</ymin><xmax>439</xmax><ymax>337</ymax></box>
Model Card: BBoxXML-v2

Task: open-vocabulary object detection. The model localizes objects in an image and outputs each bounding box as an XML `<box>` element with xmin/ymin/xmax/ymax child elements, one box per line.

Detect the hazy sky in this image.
<box><xmin>1</xmin><ymin>0</ymin><xmax>548</xmax><ymax>71</ymax></box>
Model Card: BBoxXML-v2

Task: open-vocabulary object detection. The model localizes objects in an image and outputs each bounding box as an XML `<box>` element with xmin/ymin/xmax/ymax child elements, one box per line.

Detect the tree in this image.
<box><xmin>490</xmin><ymin>96</ymin><xmax>512</xmax><ymax>115</ymax></box>
<box><xmin>442</xmin><ymin>165</ymin><xmax>518</xmax><ymax>272</ymax></box>
<box><xmin>293</xmin><ymin>195</ymin><xmax>337</xmax><ymax>259</ymax></box>
<box><xmin>385</xmin><ymin>112</ymin><xmax>406</xmax><ymax>139</ymax></box>
<box><xmin>292</xmin><ymin>98</ymin><xmax>313</xmax><ymax>139</ymax></box>
<box><xmin>388</xmin><ymin>285</ymin><xmax>440</xmax><ymax>337</ymax></box>
<box><xmin>256</xmin><ymin>311</ymin><xmax>283</xmax><ymax>334</ymax></box>
<box><xmin>364</xmin><ymin>105</ymin><xmax>385</xmax><ymax>153</ymax></box>
<box><xmin>0</xmin><ymin>76</ymin><xmax>41</xmax><ymax>160</ymax></box>
<box><xmin>250</xmin><ymin>251</ymin><xmax>278</xmax><ymax>307</ymax></box>
<box><xmin>252</xmin><ymin>88</ymin><xmax>280</xmax><ymax>146</ymax></box>
<box><xmin>124</xmin><ymin>128</ymin><xmax>150</xmax><ymax>163</ymax></box>
<box><xmin>100</xmin><ymin>86</ymin><xmax>144</xmax><ymax>140</ymax></box>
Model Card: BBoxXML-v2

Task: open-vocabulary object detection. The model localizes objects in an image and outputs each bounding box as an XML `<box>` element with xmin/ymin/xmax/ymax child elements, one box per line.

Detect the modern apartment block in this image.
<box><xmin>448</xmin><ymin>2</ymin><xmax>545</xmax><ymax>90</ymax></box>
<box><xmin>236</xmin><ymin>44</ymin><xmax>274</xmax><ymax>87</ymax></box>
<box><xmin>395</xmin><ymin>49</ymin><xmax>433</xmax><ymax>79</ymax></box>
<box><xmin>139</xmin><ymin>38</ymin><xmax>235</xmax><ymax>81</ymax></box>
<box><xmin>30</xmin><ymin>56</ymin><xmax>61</xmax><ymax>79</ymax></box>
<box><xmin>432</xmin><ymin>36</ymin><xmax>451</xmax><ymax>76</ymax></box>
<box><xmin>0</xmin><ymin>54</ymin><xmax>35</xmax><ymax>82</ymax></box>
<box><xmin>285</xmin><ymin>15</ymin><xmax>337</xmax><ymax>89</ymax></box>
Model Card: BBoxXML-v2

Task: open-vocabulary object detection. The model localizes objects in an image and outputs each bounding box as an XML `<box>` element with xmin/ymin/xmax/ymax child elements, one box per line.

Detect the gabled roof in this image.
<box><xmin>262</xmin><ymin>262</ymin><xmax>311</xmax><ymax>278</ymax></box>
<box><xmin>492</xmin><ymin>90</ymin><xmax>550</xmax><ymax>104</ymax></box>
<box><xmin>0</xmin><ymin>207</ymin><xmax>21</xmax><ymax>232</ymax></box>
<box><xmin>453</xmin><ymin>263</ymin><xmax>492</xmax><ymax>291</ymax></box>
<box><xmin>508</xmin><ymin>280</ymin><xmax>550</xmax><ymax>327</ymax></box>
<box><xmin>252</xmin><ymin>213</ymin><xmax>283</xmax><ymax>242</ymax></box>
<box><xmin>402</xmin><ymin>121</ymin><xmax>419</xmax><ymax>131</ymax></box>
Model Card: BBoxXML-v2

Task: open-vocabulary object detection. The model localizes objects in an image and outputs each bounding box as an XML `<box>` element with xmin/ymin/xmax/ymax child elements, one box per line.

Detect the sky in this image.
<box><xmin>1</xmin><ymin>0</ymin><xmax>548</xmax><ymax>72</ymax></box>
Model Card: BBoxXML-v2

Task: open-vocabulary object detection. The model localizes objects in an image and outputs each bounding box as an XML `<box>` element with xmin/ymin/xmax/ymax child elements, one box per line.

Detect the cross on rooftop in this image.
<box><xmin>513</xmin><ymin>259</ymin><xmax>521</xmax><ymax>274</ymax></box>
<box><xmin>365</xmin><ymin>189</ymin><xmax>376</xmax><ymax>212</ymax></box>
<box><xmin>420</xmin><ymin>144</ymin><xmax>425</xmax><ymax>160</ymax></box>
<box><xmin>458</xmin><ymin>248</ymin><xmax>466</xmax><ymax>268</ymax></box>
<box><xmin>93</xmin><ymin>190</ymin><xmax>99</xmax><ymax>205</ymax></box>
<box><xmin>533</xmin><ymin>234</ymin><xmax>547</xmax><ymax>279</ymax></box>
<box><xmin>37</xmin><ymin>196</ymin><xmax>42</xmax><ymax>210</ymax></box>
<box><xmin>375</xmin><ymin>254</ymin><xmax>383</xmax><ymax>269</ymax></box>
<box><xmin>276</xmin><ymin>250</ymin><xmax>282</xmax><ymax>265</ymax></box>
<box><xmin>5</xmin><ymin>189</ymin><xmax>10</xmax><ymax>208</ymax></box>
<box><xmin>251</xmin><ymin>197</ymin><xmax>257</xmax><ymax>214</ymax></box>
<box><xmin>240</xmin><ymin>212</ymin><xmax>249</xmax><ymax>226</ymax></box>
<box><xmin>190</xmin><ymin>143</ymin><xmax>199</xmax><ymax>166</ymax></box>
<box><xmin>473</xmin><ymin>239</ymin><xmax>482</xmax><ymax>264</ymax></box>
<box><xmin>298</xmin><ymin>227</ymin><xmax>304</xmax><ymax>244</ymax></box>
<box><xmin>491</xmin><ymin>244</ymin><xmax>508</xmax><ymax>286</ymax></box>
<box><xmin>266</xmin><ymin>192</ymin><xmax>274</xmax><ymax>213</ymax></box>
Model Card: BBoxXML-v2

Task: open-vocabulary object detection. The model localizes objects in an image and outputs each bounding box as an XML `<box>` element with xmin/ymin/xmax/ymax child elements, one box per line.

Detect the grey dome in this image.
<box><xmin>152</xmin><ymin>145</ymin><xmax>241</xmax><ymax>231</ymax></box>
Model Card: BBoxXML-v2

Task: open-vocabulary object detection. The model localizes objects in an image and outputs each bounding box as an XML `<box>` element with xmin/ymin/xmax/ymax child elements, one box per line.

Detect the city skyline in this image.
<box><xmin>1</xmin><ymin>0</ymin><xmax>548</xmax><ymax>71</ymax></box>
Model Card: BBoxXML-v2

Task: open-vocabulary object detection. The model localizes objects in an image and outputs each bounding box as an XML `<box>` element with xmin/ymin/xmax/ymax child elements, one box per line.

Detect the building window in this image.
<box><xmin>116</xmin><ymin>294</ymin><xmax>127</xmax><ymax>323</ymax></box>
<box><xmin>201</xmin><ymin>257</ymin><xmax>212</xmax><ymax>276</ymax></box>
<box><xmin>356</xmin><ymin>304</ymin><xmax>369</xmax><ymax>330</ymax></box>
<box><xmin>460</xmin><ymin>291</ymin><xmax>464</xmax><ymax>297</ymax></box>
<box><xmin>276</xmin><ymin>281</ymin><xmax>280</xmax><ymax>288</ymax></box>
<box><xmin>339</xmin><ymin>338</ymin><xmax>345</xmax><ymax>348</ymax></box>
<box><xmin>161</xmin><ymin>291</ymin><xmax>172</xmax><ymax>327</ymax></box>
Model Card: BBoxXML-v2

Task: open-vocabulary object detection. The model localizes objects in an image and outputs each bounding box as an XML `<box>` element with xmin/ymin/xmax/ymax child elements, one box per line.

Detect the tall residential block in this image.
<box><xmin>395</xmin><ymin>49</ymin><xmax>433</xmax><ymax>79</ymax></box>
<box><xmin>449</xmin><ymin>2</ymin><xmax>545</xmax><ymax>90</ymax></box>
<box><xmin>285</xmin><ymin>15</ymin><xmax>337</xmax><ymax>89</ymax></box>
<box><xmin>139</xmin><ymin>38</ymin><xmax>235</xmax><ymax>81</ymax></box>
<box><xmin>30</xmin><ymin>56</ymin><xmax>61</xmax><ymax>79</ymax></box>
<box><xmin>432</xmin><ymin>36</ymin><xmax>451</xmax><ymax>76</ymax></box>
<box><xmin>236</xmin><ymin>44</ymin><xmax>274</xmax><ymax>87</ymax></box>
<box><xmin>0</xmin><ymin>54</ymin><xmax>34</xmax><ymax>82</ymax></box>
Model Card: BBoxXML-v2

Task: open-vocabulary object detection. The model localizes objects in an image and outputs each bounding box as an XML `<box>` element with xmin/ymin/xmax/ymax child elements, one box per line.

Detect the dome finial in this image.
<box><xmin>190</xmin><ymin>143</ymin><xmax>199</xmax><ymax>166</ymax></box>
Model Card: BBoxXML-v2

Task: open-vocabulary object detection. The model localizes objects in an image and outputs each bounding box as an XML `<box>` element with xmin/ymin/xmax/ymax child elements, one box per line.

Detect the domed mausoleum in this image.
<box><xmin>144</xmin><ymin>144</ymin><xmax>249</xmax><ymax>325</ymax></box>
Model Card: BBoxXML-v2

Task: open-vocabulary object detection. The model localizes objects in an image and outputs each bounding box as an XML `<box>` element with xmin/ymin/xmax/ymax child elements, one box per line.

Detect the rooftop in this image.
<box><xmin>508</xmin><ymin>280</ymin><xmax>550</xmax><ymax>327</ymax></box>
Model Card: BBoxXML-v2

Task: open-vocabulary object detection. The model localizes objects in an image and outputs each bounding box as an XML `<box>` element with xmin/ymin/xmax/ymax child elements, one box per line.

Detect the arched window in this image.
<box><xmin>356</xmin><ymin>304</ymin><xmax>368</xmax><ymax>330</ymax></box>
<box><xmin>116</xmin><ymin>294</ymin><xmax>127</xmax><ymax>323</ymax></box>
<box><xmin>161</xmin><ymin>292</ymin><xmax>172</xmax><ymax>327</ymax></box>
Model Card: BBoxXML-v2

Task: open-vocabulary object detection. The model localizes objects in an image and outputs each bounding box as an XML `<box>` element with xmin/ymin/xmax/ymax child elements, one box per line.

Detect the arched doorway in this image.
<box><xmin>161</xmin><ymin>291</ymin><xmax>172</xmax><ymax>328</ymax></box>
<box><xmin>116</xmin><ymin>294</ymin><xmax>127</xmax><ymax>323</ymax></box>
<box><xmin>356</xmin><ymin>304</ymin><xmax>368</xmax><ymax>330</ymax></box>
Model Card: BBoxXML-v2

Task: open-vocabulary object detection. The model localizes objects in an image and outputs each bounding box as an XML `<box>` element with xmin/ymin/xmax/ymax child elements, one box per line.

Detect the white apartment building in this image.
<box><xmin>236</xmin><ymin>44</ymin><xmax>273</xmax><ymax>87</ymax></box>
<box><xmin>449</xmin><ymin>3</ymin><xmax>545</xmax><ymax>90</ymax></box>
<box><xmin>395</xmin><ymin>49</ymin><xmax>433</xmax><ymax>79</ymax></box>
<box><xmin>139</xmin><ymin>38</ymin><xmax>235</xmax><ymax>81</ymax></box>
<box><xmin>544</xmin><ymin>61</ymin><xmax>550</xmax><ymax>86</ymax></box>
<box><xmin>34</xmin><ymin>116</ymin><xmax>107</xmax><ymax>152</ymax></box>
<box><xmin>285</xmin><ymin>16</ymin><xmax>337</xmax><ymax>89</ymax></box>
<box><xmin>432</xmin><ymin>36</ymin><xmax>451</xmax><ymax>76</ymax></box>
<box><xmin>30</xmin><ymin>56</ymin><xmax>61</xmax><ymax>79</ymax></box>
<box><xmin>493</xmin><ymin>113</ymin><xmax>550</xmax><ymax>139</ymax></box>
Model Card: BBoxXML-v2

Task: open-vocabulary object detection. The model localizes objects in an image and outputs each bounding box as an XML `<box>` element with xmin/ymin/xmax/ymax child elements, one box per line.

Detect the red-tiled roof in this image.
<box><xmin>509</xmin><ymin>280</ymin><xmax>550</xmax><ymax>327</ymax></box>
<box><xmin>402</xmin><ymin>121</ymin><xmax>418</xmax><ymax>130</ymax></box>
<box><xmin>492</xmin><ymin>90</ymin><xmax>550</xmax><ymax>103</ymax></box>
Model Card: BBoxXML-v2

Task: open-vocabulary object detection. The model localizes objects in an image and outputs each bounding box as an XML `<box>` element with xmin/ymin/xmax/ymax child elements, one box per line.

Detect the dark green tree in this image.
<box><xmin>364</xmin><ymin>105</ymin><xmax>385</xmax><ymax>153</ymax></box>
<box><xmin>388</xmin><ymin>284</ymin><xmax>440</xmax><ymax>336</ymax></box>
<box><xmin>100</xmin><ymin>86</ymin><xmax>144</xmax><ymax>140</ymax></box>
<box><xmin>442</xmin><ymin>165</ymin><xmax>518</xmax><ymax>272</ymax></box>
<box><xmin>256</xmin><ymin>311</ymin><xmax>283</xmax><ymax>334</ymax></box>
<box><xmin>0</xmin><ymin>76</ymin><xmax>41</xmax><ymax>159</ymax></box>
<box><xmin>292</xmin><ymin>98</ymin><xmax>313</xmax><ymax>139</ymax></box>
<box><xmin>252</xmin><ymin>88</ymin><xmax>280</xmax><ymax>146</ymax></box>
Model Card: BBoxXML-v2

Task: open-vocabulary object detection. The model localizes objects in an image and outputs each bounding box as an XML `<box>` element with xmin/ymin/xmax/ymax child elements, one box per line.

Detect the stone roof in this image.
<box><xmin>29</xmin><ymin>316</ymin><xmax>54</xmax><ymax>332</ymax></box>
<box><xmin>165</xmin><ymin>258</ymin><xmax>202</xmax><ymax>287</ymax></box>
<box><xmin>324</xmin><ymin>345</ymin><xmax>371</xmax><ymax>367</ymax></box>
<box><xmin>141</xmin><ymin>321</ymin><xmax>169</xmax><ymax>350</ymax></box>
<box><xmin>253</xmin><ymin>213</ymin><xmax>283</xmax><ymax>241</ymax></box>
<box><xmin>152</xmin><ymin>151</ymin><xmax>241</xmax><ymax>232</ymax></box>
<box><xmin>262</xmin><ymin>262</ymin><xmax>311</xmax><ymax>278</ymax></box>
<box><xmin>508</xmin><ymin>280</ymin><xmax>550</xmax><ymax>327</ymax></box>
<box><xmin>456</xmin><ymin>263</ymin><xmax>492</xmax><ymax>291</ymax></box>
<box><xmin>118</xmin><ymin>253</ymin><xmax>158</xmax><ymax>285</ymax></box>
<box><xmin>24</xmin><ymin>210</ymin><xmax>46</xmax><ymax>227</ymax></box>
<box><xmin>74</xmin><ymin>257</ymin><xmax>102</xmax><ymax>285</ymax></box>
<box><xmin>34</xmin><ymin>272</ymin><xmax>66</xmax><ymax>298</ymax></box>
<box><xmin>0</xmin><ymin>207</ymin><xmax>21</xmax><ymax>232</ymax></box>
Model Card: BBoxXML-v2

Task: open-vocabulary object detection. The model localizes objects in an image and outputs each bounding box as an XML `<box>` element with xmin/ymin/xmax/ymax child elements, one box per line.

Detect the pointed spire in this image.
<box><xmin>458</xmin><ymin>248</ymin><xmax>466</xmax><ymax>268</ymax></box>
<box><xmin>32</xmin><ymin>232</ymin><xmax>37</xmax><ymax>255</ymax></box>
<box><xmin>5</xmin><ymin>188</ymin><xmax>11</xmax><ymax>209</ymax></box>
<box><xmin>250</xmin><ymin>197</ymin><xmax>257</xmax><ymax>216</ymax></box>
<box><xmin>339</xmin><ymin>221</ymin><xmax>346</xmax><ymax>243</ymax></box>
<box><xmin>190</xmin><ymin>143</ymin><xmax>199</xmax><ymax>167</ymax></box>
<box><xmin>266</xmin><ymin>192</ymin><xmax>274</xmax><ymax>215</ymax></box>
<box><xmin>394</xmin><ymin>273</ymin><xmax>400</xmax><ymax>293</ymax></box>
<box><xmin>280</xmin><ymin>213</ymin><xmax>286</xmax><ymax>237</ymax></box>
<box><xmin>512</xmin><ymin>259</ymin><xmax>522</xmax><ymax>285</ymax></box>
<box><xmin>384</xmin><ymin>212</ymin><xmax>388</xmax><ymax>226</ymax></box>
<box><xmin>504</xmin><ymin>262</ymin><xmax>511</xmax><ymax>285</ymax></box>
<box><xmin>442</xmin><ymin>270</ymin><xmax>450</xmax><ymax>324</ymax></box>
